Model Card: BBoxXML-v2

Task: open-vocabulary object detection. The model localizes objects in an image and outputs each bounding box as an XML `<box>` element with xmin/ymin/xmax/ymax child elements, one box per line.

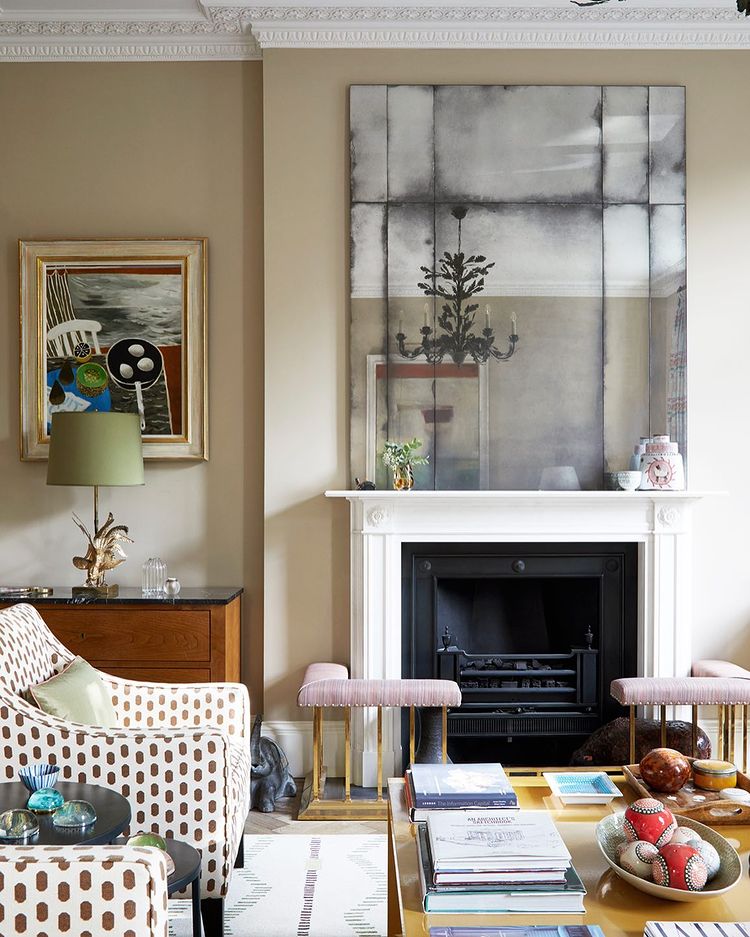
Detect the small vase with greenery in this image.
<box><xmin>381</xmin><ymin>438</ymin><xmax>429</xmax><ymax>491</ymax></box>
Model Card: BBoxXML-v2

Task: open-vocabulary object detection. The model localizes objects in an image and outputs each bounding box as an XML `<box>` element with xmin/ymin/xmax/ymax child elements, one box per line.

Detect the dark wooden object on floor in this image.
<box><xmin>0</xmin><ymin>587</ymin><xmax>242</xmax><ymax>684</ymax></box>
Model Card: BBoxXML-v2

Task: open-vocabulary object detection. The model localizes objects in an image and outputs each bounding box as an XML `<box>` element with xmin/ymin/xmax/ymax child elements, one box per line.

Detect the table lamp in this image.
<box><xmin>47</xmin><ymin>412</ymin><xmax>144</xmax><ymax>597</ymax></box>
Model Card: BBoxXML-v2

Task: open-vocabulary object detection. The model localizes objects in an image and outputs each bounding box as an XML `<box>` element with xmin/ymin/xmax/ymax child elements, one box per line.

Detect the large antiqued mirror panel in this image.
<box><xmin>350</xmin><ymin>85</ymin><xmax>686</xmax><ymax>490</ymax></box>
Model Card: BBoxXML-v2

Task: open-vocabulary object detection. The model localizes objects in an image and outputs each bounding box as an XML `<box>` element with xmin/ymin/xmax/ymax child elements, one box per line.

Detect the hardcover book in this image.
<box><xmin>427</xmin><ymin>809</ymin><xmax>571</xmax><ymax>872</ymax></box>
<box><xmin>645</xmin><ymin>926</ymin><xmax>750</xmax><ymax>937</ymax></box>
<box><xmin>417</xmin><ymin>825</ymin><xmax>585</xmax><ymax>914</ymax></box>
<box><xmin>429</xmin><ymin>928</ymin><xmax>605</xmax><ymax>937</ymax></box>
<box><xmin>409</xmin><ymin>763</ymin><xmax>518</xmax><ymax>809</ymax></box>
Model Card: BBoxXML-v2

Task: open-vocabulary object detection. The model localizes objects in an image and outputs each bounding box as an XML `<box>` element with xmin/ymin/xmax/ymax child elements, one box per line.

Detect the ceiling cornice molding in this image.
<box><xmin>247</xmin><ymin>4</ymin><xmax>750</xmax><ymax>49</ymax></box>
<box><xmin>0</xmin><ymin>3</ymin><xmax>748</xmax><ymax>58</ymax></box>
<box><xmin>0</xmin><ymin>6</ymin><xmax>261</xmax><ymax>60</ymax></box>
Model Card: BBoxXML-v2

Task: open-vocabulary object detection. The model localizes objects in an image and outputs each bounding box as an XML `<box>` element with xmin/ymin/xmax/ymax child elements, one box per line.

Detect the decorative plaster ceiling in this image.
<box><xmin>0</xmin><ymin>0</ymin><xmax>748</xmax><ymax>58</ymax></box>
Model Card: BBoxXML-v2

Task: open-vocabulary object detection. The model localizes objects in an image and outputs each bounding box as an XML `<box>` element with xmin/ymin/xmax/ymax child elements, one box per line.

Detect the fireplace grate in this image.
<box><xmin>449</xmin><ymin>711</ymin><xmax>600</xmax><ymax>738</ymax></box>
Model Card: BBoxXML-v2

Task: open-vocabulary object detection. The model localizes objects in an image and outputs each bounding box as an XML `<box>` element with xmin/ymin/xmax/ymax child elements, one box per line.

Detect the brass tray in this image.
<box><xmin>623</xmin><ymin>762</ymin><xmax>750</xmax><ymax>825</ymax></box>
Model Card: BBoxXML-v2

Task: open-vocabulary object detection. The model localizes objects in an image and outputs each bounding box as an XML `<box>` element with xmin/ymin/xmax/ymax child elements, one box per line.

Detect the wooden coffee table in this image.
<box><xmin>387</xmin><ymin>776</ymin><xmax>750</xmax><ymax>937</ymax></box>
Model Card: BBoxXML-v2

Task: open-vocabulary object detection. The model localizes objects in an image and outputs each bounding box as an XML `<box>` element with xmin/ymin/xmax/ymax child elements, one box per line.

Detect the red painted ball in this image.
<box><xmin>623</xmin><ymin>798</ymin><xmax>677</xmax><ymax>847</ymax></box>
<box><xmin>639</xmin><ymin>748</ymin><xmax>691</xmax><ymax>793</ymax></box>
<box><xmin>652</xmin><ymin>843</ymin><xmax>708</xmax><ymax>891</ymax></box>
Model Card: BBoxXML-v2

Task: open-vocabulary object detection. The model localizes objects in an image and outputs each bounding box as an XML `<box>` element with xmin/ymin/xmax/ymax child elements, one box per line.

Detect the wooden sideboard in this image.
<box><xmin>0</xmin><ymin>587</ymin><xmax>242</xmax><ymax>684</ymax></box>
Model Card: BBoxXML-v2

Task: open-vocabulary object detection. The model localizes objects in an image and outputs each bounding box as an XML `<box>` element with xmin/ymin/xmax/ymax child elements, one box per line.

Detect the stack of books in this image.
<box><xmin>405</xmin><ymin>762</ymin><xmax>518</xmax><ymax>822</ymax></box>
<box><xmin>416</xmin><ymin>808</ymin><xmax>586</xmax><ymax>914</ymax></box>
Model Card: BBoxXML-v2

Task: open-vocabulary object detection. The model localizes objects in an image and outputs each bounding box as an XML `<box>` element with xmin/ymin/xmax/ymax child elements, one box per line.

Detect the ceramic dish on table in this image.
<box><xmin>596</xmin><ymin>812</ymin><xmax>741</xmax><ymax>902</ymax></box>
<box><xmin>543</xmin><ymin>771</ymin><xmax>621</xmax><ymax>804</ymax></box>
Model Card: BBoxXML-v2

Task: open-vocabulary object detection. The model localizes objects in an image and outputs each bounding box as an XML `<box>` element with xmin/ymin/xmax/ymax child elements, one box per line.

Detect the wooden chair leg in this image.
<box><xmin>442</xmin><ymin>706</ymin><xmax>448</xmax><ymax>764</ymax></box>
<box><xmin>344</xmin><ymin>706</ymin><xmax>351</xmax><ymax>803</ymax></box>
<box><xmin>629</xmin><ymin>706</ymin><xmax>636</xmax><ymax>764</ymax></box>
<box><xmin>234</xmin><ymin>836</ymin><xmax>244</xmax><ymax>869</ymax></box>
<box><xmin>201</xmin><ymin>897</ymin><xmax>224</xmax><ymax>937</ymax></box>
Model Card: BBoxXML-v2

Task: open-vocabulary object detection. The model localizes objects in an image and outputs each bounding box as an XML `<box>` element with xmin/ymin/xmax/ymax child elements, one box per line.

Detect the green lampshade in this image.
<box><xmin>47</xmin><ymin>413</ymin><xmax>144</xmax><ymax>487</ymax></box>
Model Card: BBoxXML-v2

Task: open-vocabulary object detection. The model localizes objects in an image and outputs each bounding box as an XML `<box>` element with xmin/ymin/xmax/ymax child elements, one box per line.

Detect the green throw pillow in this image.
<box><xmin>29</xmin><ymin>656</ymin><xmax>117</xmax><ymax>727</ymax></box>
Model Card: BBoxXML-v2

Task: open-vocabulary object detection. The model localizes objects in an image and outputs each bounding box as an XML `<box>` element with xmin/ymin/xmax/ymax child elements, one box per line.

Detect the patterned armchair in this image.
<box><xmin>0</xmin><ymin>844</ymin><xmax>169</xmax><ymax>937</ymax></box>
<box><xmin>0</xmin><ymin>603</ymin><xmax>251</xmax><ymax>935</ymax></box>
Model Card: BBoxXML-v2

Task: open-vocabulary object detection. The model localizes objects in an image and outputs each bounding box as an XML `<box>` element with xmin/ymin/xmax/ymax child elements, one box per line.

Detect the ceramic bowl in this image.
<box><xmin>596</xmin><ymin>811</ymin><xmax>741</xmax><ymax>902</ymax></box>
<box><xmin>544</xmin><ymin>771</ymin><xmax>622</xmax><ymax>804</ymax></box>
<box><xmin>615</xmin><ymin>471</ymin><xmax>642</xmax><ymax>491</ymax></box>
<box><xmin>19</xmin><ymin>763</ymin><xmax>60</xmax><ymax>792</ymax></box>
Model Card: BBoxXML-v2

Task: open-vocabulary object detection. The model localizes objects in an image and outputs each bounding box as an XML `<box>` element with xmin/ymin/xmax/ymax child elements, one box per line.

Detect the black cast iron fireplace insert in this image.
<box><xmin>401</xmin><ymin>542</ymin><xmax>638</xmax><ymax>766</ymax></box>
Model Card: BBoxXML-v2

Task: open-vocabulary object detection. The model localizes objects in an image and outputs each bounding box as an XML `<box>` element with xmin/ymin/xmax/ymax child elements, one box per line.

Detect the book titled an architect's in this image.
<box><xmin>427</xmin><ymin>809</ymin><xmax>571</xmax><ymax>873</ymax></box>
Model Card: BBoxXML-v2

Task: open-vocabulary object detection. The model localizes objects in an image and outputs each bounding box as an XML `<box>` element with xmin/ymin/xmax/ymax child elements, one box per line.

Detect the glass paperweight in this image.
<box><xmin>27</xmin><ymin>788</ymin><xmax>65</xmax><ymax>813</ymax></box>
<box><xmin>0</xmin><ymin>808</ymin><xmax>39</xmax><ymax>841</ymax></box>
<box><xmin>52</xmin><ymin>800</ymin><xmax>97</xmax><ymax>829</ymax></box>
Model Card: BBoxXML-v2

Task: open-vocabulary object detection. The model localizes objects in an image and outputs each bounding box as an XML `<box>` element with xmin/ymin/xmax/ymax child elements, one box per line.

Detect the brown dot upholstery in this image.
<box><xmin>0</xmin><ymin>845</ymin><xmax>168</xmax><ymax>937</ymax></box>
<box><xmin>0</xmin><ymin>604</ymin><xmax>251</xmax><ymax>901</ymax></box>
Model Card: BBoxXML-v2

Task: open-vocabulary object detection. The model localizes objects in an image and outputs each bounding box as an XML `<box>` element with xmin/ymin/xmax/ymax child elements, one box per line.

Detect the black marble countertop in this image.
<box><xmin>0</xmin><ymin>587</ymin><xmax>243</xmax><ymax>606</ymax></box>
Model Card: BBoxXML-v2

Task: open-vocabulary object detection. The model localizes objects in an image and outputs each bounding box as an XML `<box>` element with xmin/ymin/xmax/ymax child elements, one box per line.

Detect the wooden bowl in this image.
<box><xmin>596</xmin><ymin>812</ymin><xmax>741</xmax><ymax>902</ymax></box>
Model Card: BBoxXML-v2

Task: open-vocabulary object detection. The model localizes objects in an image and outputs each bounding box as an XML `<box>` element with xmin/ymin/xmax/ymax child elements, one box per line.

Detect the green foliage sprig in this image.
<box><xmin>381</xmin><ymin>438</ymin><xmax>429</xmax><ymax>469</ymax></box>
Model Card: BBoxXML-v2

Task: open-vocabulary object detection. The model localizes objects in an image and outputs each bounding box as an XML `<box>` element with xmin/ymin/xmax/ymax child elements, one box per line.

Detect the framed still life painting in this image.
<box><xmin>19</xmin><ymin>238</ymin><xmax>207</xmax><ymax>460</ymax></box>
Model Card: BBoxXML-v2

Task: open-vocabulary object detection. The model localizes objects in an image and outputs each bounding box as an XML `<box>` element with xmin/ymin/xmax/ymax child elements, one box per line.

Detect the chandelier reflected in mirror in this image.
<box><xmin>395</xmin><ymin>206</ymin><xmax>519</xmax><ymax>367</ymax></box>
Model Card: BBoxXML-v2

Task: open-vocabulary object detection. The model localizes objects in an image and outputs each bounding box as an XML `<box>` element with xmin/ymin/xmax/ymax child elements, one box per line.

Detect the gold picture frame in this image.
<box><xmin>19</xmin><ymin>238</ymin><xmax>207</xmax><ymax>461</ymax></box>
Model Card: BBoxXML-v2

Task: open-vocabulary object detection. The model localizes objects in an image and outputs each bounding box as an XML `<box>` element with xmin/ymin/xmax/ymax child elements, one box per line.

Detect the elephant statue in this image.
<box><xmin>250</xmin><ymin>714</ymin><xmax>297</xmax><ymax>812</ymax></box>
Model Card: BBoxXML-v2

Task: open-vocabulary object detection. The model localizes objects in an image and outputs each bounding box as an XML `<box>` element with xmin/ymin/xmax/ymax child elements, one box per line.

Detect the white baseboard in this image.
<box><xmin>262</xmin><ymin>720</ymin><xmax>346</xmax><ymax>778</ymax></box>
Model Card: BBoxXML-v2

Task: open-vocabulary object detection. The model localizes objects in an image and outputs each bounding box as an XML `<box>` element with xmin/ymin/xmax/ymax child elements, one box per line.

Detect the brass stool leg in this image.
<box><xmin>318</xmin><ymin>706</ymin><xmax>325</xmax><ymax>788</ymax></box>
<box><xmin>724</xmin><ymin>705</ymin><xmax>731</xmax><ymax>761</ymax></box>
<box><xmin>312</xmin><ymin>706</ymin><xmax>321</xmax><ymax>801</ymax></box>
<box><xmin>629</xmin><ymin>706</ymin><xmax>636</xmax><ymax>764</ymax></box>
<box><xmin>442</xmin><ymin>706</ymin><xmax>448</xmax><ymax>764</ymax></box>
<box><xmin>376</xmin><ymin>706</ymin><xmax>383</xmax><ymax>802</ymax></box>
<box><xmin>660</xmin><ymin>705</ymin><xmax>667</xmax><ymax>748</ymax></box>
<box><xmin>409</xmin><ymin>706</ymin><xmax>416</xmax><ymax>766</ymax></box>
<box><xmin>719</xmin><ymin>704</ymin><xmax>725</xmax><ymax>760</ymax></box>
<box><xmin>729</xmin><ymin>705</ymin><xmax>736</xmax><ymax>765</ymax></box>
<box><xmin>691</xmin><ymin>705</ymin><xmax>698</xmax><ymax>758</ymax></box>
<box><xmin>744</xmin><ymin>705</ymin><xmax>748</xmax><ymax>773</ymax></box>
<box><xmin>344</xmin><ymin>707</ymin><xmax>351</xmax><ymax>803</ymax></box>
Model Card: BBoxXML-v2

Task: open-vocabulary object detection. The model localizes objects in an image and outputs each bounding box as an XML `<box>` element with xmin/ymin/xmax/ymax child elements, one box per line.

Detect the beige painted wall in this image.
<box><xmin>0</xmin><ymin>62</ymin><xmax>265</xmax><ymax>711</ymax></box>
<box><xmin>264</xmin><ymin>50</ymin><xmax>750</xmax><ymax>722</ymax></box>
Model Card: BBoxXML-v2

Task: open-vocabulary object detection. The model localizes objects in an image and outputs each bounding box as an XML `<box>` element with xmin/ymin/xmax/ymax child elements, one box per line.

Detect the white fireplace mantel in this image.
<box><xmin>326</xmin><ymin>489</ymin><xmax>715</xmax><ymax>785</ymax></box>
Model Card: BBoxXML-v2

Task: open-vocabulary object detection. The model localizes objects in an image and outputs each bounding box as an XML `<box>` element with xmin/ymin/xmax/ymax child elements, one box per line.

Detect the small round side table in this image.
<box><xmin>166</xmin><ymin>838</ymin><xmax>202</xmax><ymax>937</ymax></box>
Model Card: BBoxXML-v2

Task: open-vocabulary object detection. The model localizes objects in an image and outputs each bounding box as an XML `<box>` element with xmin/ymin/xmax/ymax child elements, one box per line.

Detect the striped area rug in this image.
<box><xmin>169</xmin><ymin>834</ymin><xmax>387</xmax><ymax>937</ymax></box>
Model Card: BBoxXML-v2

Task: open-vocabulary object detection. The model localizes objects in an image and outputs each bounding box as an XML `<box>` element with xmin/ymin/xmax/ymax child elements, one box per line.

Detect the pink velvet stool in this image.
<box><xmin>297</xmin><ymin>662</ymin><xmax>461</xmax><ymax>819</ymax></box>
<box><xmin>611</xmin><ymin>675</ymin><xmax>750</xmax><ymax>768</ymax></box>
<box><xmin>692</xmin><ymin>659</ymin><xmax>750</xmax><ymax>769</ymax></box>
